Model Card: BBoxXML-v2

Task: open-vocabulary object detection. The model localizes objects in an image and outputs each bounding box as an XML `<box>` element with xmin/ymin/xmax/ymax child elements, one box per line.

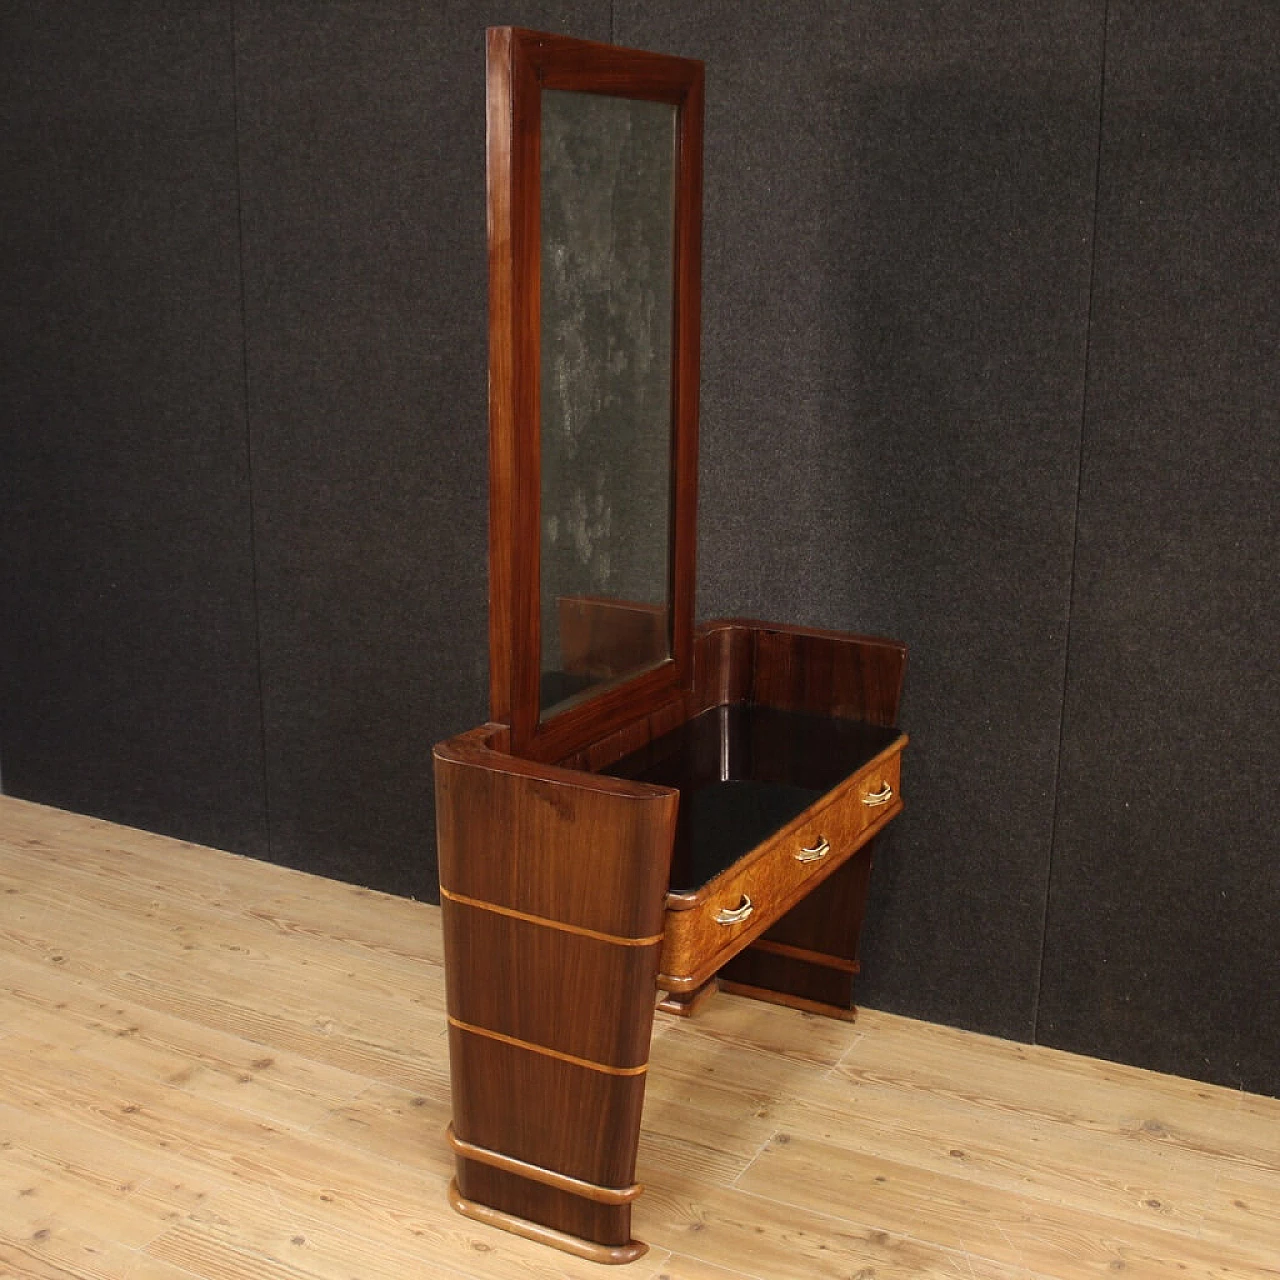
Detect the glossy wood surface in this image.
<box><xmin>443</xmin><ymin>898</ymin><xmax>661</xmax><ymax>1067</ymax></box>
<box><xmin>485</xmin><ymin>28</ymin><xmax>703</xmax><ymax>763</ymax></box>
<box><xmin>694</xmin><ymin>622</ymin><xmax>906</xmax><ymax>1017</ymax></box>
<box><xmin>446</xmin><ymin>1025</ymin><xmax>651</xmax><ymax>1188</ymax></box>
<box><xmin>719</xmin><ymin>841</ymin><xmax>878</xmax><ymax>1010</ymax></box>
<box><xmin>449</xmin><ymin>1175</ymin><xmax>646</xmax><ymax>1264</ymax></box>
<box><xmin>435</xmin><ymin>716</ymin><xmax>677</xmax><ymax>1258</ymax></box>
<box><xmin>558</xmin><ymin>596</ymin><xmax>670</xmax><ymax>683</ymax></box>
<box><xmin>435</xmin><ymin>726</ymin><xmax>675</xmax><ymax>939</ymax></box>
<box><xmin>603</xmin><ymin>703</ymin><xmax>902</xmax><ymax>889</ymax></box>
<box><xmin>707</xmin><ymin>619</ymin><xmax>907</xmax><ymax>727</ymax></box>
<box><xmin>555</xmin><ymin>620</ymin><xmax>907</xmax><ymax>774</ymax></box>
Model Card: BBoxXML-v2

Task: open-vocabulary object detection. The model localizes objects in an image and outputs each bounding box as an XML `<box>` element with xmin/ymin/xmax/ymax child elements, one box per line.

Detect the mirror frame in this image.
<box><xmin>485</xmin><ymin>28</ymin><xmax>704</xmax><ymax>760</ymax></box>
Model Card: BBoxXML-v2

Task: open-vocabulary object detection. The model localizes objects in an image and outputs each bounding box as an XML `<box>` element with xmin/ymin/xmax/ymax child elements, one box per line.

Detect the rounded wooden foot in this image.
<box><xmin>448</xmin><ymin>1179</ymin><xmax>649</xmax><ymax>1265</ymax></box>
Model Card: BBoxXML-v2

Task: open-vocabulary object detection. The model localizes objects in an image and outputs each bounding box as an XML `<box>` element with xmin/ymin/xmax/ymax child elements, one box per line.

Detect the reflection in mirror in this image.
<box><xmin>538</xmin><ymin>89</ymin><xmax>677</xmax><ymax>721</ymax></box>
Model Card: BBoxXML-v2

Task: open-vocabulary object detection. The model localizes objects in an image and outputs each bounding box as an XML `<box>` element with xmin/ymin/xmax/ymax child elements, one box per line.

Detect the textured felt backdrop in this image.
<box><xmin>2</xmin><ymin>2</ymin><xmax>1275</xmax><ymax>1095</ymax></box>
<box><xmin>1</xmin><ymin>5</ymin><xmax>268</xmax><ymax>855</ymax></box>
<box><xmin>1037</xmin><ymin>1</ymin><xmax>1280</xmax><ymax>1092</ymax></box>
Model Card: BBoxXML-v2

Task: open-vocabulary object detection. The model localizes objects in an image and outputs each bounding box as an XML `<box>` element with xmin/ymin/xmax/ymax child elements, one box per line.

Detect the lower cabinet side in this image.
<box><xmin>434</xmin><ymin>732</ymin><xmax>676</xmax><ymax>1263</ymax></box>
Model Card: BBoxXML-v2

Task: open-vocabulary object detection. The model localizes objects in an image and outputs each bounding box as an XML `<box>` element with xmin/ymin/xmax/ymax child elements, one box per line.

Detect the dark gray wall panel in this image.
<box><xmin>619</xmin><ymin>3</ymin><xmax>1105</xmax><ymax>1037</ymax></box>
<box><xmin>234</xmin><ymin>3</ymin><xmax>608</xmax><ymax>896</ymax></box>
<box><xmin>0</xmin><ymin>5</ymin><xmax>267</xmax><ymax>854</ymax></box>
<box><xmin>1040</xmin><ymin>2</ymin><xmax>1280</xmax><ymax>1094</ymax></box>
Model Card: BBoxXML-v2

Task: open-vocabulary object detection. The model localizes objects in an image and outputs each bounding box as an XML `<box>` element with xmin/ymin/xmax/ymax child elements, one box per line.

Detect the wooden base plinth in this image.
<box><xmin>448</xmin><ymin>1180</ymin><xmax>648</xmax><ymax>1265</ymax></box>
<box><xmin>656</xmin><ymin>977</ymin><xmax>719</xmax><ymax>1017</ymax></box>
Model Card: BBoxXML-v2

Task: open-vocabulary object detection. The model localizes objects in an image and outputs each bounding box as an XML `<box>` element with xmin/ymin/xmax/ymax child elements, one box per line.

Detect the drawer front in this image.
<box><xmin>658</xmin><ymin>748</ymin><xmax>903</xmax><ymax>989</ymax></box>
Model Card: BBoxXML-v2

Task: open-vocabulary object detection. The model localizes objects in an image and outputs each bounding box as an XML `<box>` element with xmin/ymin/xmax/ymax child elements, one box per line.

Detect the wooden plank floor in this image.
<box><xmin>1</xmin><ymin>795</ymin><xmax>1276</xmax><ymax>1280</ymax></box>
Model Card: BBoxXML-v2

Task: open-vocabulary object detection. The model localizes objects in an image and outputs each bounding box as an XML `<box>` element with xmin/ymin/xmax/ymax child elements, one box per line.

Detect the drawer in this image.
<box><xmin>657</xmin><ymin>743</ymin><xmax>903</xmax><ymax>991</ymax></box>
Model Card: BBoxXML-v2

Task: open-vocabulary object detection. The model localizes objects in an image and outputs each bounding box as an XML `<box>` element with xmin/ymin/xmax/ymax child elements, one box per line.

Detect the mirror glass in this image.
<box><xmin>538</xmin><ymin>89</ymin><xmax>677</xmax><ymax>721</ymax></box>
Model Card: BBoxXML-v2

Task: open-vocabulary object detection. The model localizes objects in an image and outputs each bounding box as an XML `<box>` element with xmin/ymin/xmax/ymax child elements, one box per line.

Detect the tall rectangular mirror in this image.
<box><xmin>538</xmin><ymin>89</ymin><xmax>677</xmax><ymax>721</ymax></box>
<box><xmin>485</xmin><ymin>28</ymin><xmax>703</xmax><ymax>759</ymax></box>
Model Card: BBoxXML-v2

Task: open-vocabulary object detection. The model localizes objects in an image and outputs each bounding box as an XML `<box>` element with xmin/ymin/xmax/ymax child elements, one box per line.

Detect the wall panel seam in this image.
<box><xmin>228</xmin><ymin>0</ymin><xmax>274</xmax><ymax>862</ymax></box>
<box><xmin>1033</xmin><ymin>0</ymin><xmax>1112</xmax><ymax>1044</ymax></box>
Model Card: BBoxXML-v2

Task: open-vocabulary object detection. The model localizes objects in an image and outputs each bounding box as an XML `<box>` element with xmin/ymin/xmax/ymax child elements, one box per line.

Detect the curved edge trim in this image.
<box><xmin>440</xmin><ymin>886</ymin><xmax>664</xmax><ymax>947</ymax></box>
<box><xmin>449</xmin><ymin>1178</ymin><xmax>648</xmax><ymax>1265</ymax></box>
<box><xmin>448</xmin><ymin>1126</ymin><xmax>642</xmax><ymax>1205</ymax></box>
<box><xmin>433</xmin><ymin>726</ymin><xmax>678</xmax><ymax>802</ymax></box>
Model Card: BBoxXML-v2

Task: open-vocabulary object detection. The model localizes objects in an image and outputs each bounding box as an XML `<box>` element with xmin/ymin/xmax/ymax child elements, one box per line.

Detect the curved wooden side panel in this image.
<box><xmin>435</xmin><ymin>727</ymin><xmax>676</xmax><ymax>936</ymax></box>
<box><xmin>698</xmin><ymin>617</ymin><xmax>907</xmax><ymax>728</ymax></box>
<box><xmin>434</xmin><ymin>727</ymin><xmax>677</xmax><ymax>1258</ymax></box>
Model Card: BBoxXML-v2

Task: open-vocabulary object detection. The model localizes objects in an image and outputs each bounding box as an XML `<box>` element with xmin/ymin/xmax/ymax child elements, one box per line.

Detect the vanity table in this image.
<box><xmin>434</xmin><ymin>28</ymin><xmax>907</xmax><ymax>1264</ymax></box>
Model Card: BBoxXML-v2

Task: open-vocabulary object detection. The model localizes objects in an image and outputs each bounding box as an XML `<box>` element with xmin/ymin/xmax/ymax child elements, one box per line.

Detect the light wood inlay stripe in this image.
<box><xmin>447</xmin><ymin>1125</ymin><xmax>642</xmax><ymax>1204</ymax></box>
<box><xmin>448</xmin><ymin>1016</ymin><xmax>649</xmax><ymax>1077</ymax></box>
<box><xmin>440</xmin><ymin>886</ymin><xmax>665</xmax><ymax>947</ymax></box>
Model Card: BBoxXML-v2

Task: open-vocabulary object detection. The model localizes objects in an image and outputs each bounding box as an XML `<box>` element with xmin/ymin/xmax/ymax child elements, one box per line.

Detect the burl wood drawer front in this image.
<box><xmin>658</xmin><ymin>745</ymin><xmax>903</xmax><ymax>991</ymax></box>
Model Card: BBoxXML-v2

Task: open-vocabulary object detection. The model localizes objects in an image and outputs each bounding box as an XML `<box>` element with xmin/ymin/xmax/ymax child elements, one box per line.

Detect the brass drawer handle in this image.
<box><xmin>795</xmin><ymin>836</ymin><xmax>830</xmax><ymax>863</ymax></box>
<box><xmin>714</xmin><ymin>895</ymin><xmax>754</xmax><ymax>926</ymax></box>
<box><xmin>862</xmin><ymin>782</ymin><xmax>894</xmax><ymax>807</ymax></box>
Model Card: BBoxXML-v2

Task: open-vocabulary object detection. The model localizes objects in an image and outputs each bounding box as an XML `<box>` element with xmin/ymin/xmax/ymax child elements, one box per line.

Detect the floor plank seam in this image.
<box><xmin>729</xmin><ymin>1125</ymin><xmax>785</xmax><ymax>1190</ymax></box>
<box><xmin>831</xmin><ymin>1026</ymin><xmax>867</xmax><ymax>1069</ymax></box>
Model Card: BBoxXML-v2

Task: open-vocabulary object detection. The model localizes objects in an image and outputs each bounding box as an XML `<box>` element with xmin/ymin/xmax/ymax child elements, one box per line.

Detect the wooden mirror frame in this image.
<box><xmin>485</xmin><ymin>28</ymin><xmax>704</xmax><ymax>761</ymax></box>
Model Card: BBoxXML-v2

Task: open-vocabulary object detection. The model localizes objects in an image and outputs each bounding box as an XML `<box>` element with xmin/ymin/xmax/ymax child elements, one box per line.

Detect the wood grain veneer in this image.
<box><xmin>436</xmin><ymin>719</ymin><xmax>675</xmax><ymax>1260</ymax></box>
<box><xmin>437</xmin><ymin>620</ymin><xmax>908</xmax><ymax>1260</ymax></box>
<box><xmin>719</xmin><ymin>843</ymin><xmax>878</xmax><ymax>1008</ymax></box>
<box><xmin>657</xmin><ymin>747</ymin><xmax>904</xmax><ymax>992</ymax></box>
<box><xmin>434</xmin><ymin>728</ymin><xmax>675</xmax><ymax>940</ymax></box>
<box><xmin>720</xmin><ymin>619</ymin><xmax>907</xmax><ymax>726</ymax></box>
<box><xmin>704</xmin><ymin>622</ymin><xmax>906</xmax><ymax>1016</ymax></box>
<box><xmin>446</xmin><ymin>1025</ymin><xmax>650</xmax><ymax>1190</ymax></box>
<box><xmin>451</xmin><ymin>1166</ymin><xmax>641</xmax><ymax>1259</ymax></box>
<box><xmin>558</xmin><ymin>596</ymin><xmax>671</xmax><ymax>681</ymax></box>
<box><xmin>442</xmin><ymin>899</ymin><xmax>661</xmax><ymax>1068</ymax></box>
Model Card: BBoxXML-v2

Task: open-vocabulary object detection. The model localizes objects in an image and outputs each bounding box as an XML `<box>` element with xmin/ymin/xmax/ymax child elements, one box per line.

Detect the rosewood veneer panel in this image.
<box><xmin>442</xmin><ymin>899</ymin><xmax>661</xmax><ymax>1069</ymax></box>
<box><xmin>746</xmin><ymin>624</ymin><xmax>906</xmax><ymax>725</ymax></box>
<box><xmin>447</xmin><ymin>1026</ymin><xmax>649</xmax><ymax>1190</ymax></box>
<box><xmin>454</xmin><ymin>1162</ymin><xmax>633</xmax><ymax>1250</ymax></box>
<box><xmin>435</xmin><ymin>731</ymin><xmax>676</xmax><ymax>939</ymax></box>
